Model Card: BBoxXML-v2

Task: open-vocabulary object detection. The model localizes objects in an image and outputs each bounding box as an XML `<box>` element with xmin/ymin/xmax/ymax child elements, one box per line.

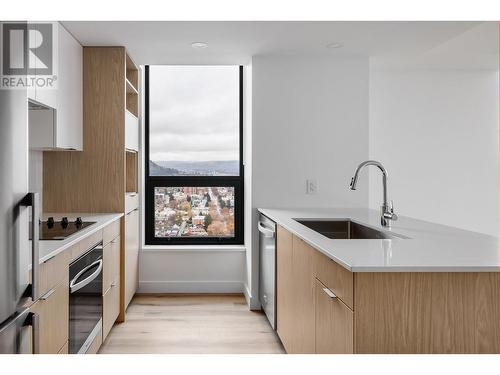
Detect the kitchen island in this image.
<box><xmin>258</xmin><ymin>207</ymin><xmax>500</xmax><ymax>354</ymax></box>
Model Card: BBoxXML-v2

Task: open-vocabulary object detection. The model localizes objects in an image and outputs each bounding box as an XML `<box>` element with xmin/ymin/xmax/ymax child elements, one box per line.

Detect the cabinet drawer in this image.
<box><xmin>103</xmin><ymin>280</ymin><xmax>120</xmax><ymax>340</ymax></box>
<box><xmin>72</xmin><ymin>230</ymin><xmax>103</xmax><ymax>261</ymax></box>
<box><xmin>315</xmin><ymin>278</ymin><xmax>353</xmax><ymax>354</ymax></box>
<box><xmin>38</xmin><ymin>250</ymin><xmax>70</xmax><ymax>298</ymax></box>
<box><xmin>103</xmin><ymin>236</ymin><xmax>120</xmax><ymax>293</ymax></box>
<box><xmin>125</xmin><ymin>193</ymin><xmax>139</xmax><ymax>214</ymax></box>
<box><xmin>103</xmin><ymin>219</ymin><xmax>121</xmax><ymax>246</ymax></box>
<box><xmin>125</xmin><ymin>110</ymin><xmax>139</xmax><ymax>152</ymax></box>
<box><xmin>31</xmin><ymin>276</ymin><xmax>69</xmax><ymax>354</ymax></box>
<box><xmin>314</xmin><ymin>251</ymin><xmax>354</xmax><ymax>309</ymax></box>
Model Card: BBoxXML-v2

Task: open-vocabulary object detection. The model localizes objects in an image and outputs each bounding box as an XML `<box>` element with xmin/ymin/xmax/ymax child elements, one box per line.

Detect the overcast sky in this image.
<box><xmin>149</xmin><ymin>65</ymin><xmax>239</xmax><ymax>163</ymax></box>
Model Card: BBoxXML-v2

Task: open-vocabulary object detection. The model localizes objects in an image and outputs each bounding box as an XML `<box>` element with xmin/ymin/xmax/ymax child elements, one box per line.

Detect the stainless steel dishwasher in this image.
<box><xmin>258</xmin><ymin>213</ymin><xmax>277</xmax><ymax>330</ymax></box>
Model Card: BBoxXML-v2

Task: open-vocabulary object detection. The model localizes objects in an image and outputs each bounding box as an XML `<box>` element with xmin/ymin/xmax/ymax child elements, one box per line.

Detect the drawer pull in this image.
<box><xmin>322</xmin><ymin>287</ymin><xmax>337</xmax><ymax>300</ymax></box>
<box><xmin>40</xmin><ymin>287</ymin><xmax>56</xmax><ymax>300</ymax></box>
<box><xmin>111</xmin><ymin>282</ymin><xmax>117</xmax><ymax>287</ymax></box>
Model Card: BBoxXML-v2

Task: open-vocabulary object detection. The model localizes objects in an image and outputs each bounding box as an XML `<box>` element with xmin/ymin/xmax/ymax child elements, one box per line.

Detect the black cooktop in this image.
<box><xmin>31</xmin><ymin>217</ymin><xmax>96</xmax><ymax>240</ymax></box>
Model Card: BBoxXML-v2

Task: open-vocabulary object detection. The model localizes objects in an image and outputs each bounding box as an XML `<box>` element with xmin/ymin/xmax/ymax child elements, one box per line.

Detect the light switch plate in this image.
<box><xmin>306</xmin><ymin>179</ymin><xmax>318</xmax><ymax>195</ymax></box>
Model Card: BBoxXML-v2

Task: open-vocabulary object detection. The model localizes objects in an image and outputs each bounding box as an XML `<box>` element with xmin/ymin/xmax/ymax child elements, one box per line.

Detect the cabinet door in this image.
<box><xmin>125</xmin><ymin>209</ymin><xmax>139</xmax><ymax>309</ymax></box>
<box><xmin>33</xmin><ymin>23</ymin><xmax>57</xmax><ymax>109</ymax></box>
<box><xmin>315</xmin><ymin>278</ymin><xmax>353</xmax><ymax>354</ymax></box>
<box><xmin>291</xmin><ymin>236</ymin><xmax>316</xmax><ymax>353</ymax></box>
<box><xmin>56</xmin><ymin>24</ymin><xmax>83</xmax><ymax>150</ymax></box>
<box><xmin>276</xmin><ymin>226</ymin><xmax>294</xmax><ymax>352</ymax></box>
<box><xmin>103</xmin><ymin>279</ymin><xmax>120</xmax><ymax>340</ymax></box>
<box><xmin>30</xmin><ymin>276</ymin><xmax>69</xmax><ymax>354</ymax></box>
<box><xmin>103</xmin><ymin>236</ymin><xmax>120</xmax><ymax>293</ymax></box>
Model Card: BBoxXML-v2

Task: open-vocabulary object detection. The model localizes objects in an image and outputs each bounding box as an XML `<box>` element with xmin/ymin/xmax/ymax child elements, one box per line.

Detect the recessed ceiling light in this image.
<box><xmin>191</xmin><ymin>42</ymin><xmax>208</xmax><ymax>49</ymax></box>
<box><xmin>326</xmin><ymin>42</ymin><xmax>343</xmax><ymax>49</ymax></box>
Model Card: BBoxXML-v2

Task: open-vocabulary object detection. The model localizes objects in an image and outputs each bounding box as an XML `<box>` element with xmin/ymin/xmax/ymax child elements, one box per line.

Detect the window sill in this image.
<box><xmin>141</xmin><ymin>244</ymin><xmax>247</xmax><ymax>252</ymax></box>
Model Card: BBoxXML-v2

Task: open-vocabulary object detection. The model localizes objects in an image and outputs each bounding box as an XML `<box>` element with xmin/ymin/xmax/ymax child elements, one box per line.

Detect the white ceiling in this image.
<box><xmin>63</xmin><ymin>21</ymin><xmax>496</xmax><ymax>68</ymax></box>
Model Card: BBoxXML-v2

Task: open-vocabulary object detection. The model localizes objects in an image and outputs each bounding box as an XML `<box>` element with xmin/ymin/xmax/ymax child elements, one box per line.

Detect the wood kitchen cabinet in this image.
<box><xmin>291</xmin><ymin>236</ymin><xmax>315</xmax><ymax>353</ymax></box>
<box><xmin>276</xmin><ymin>226</ymin><xmax>315</xmax><ymax>353</ymax></box>
<box><xmin>30</xmin><ymin>275</ymin><xmax>69</xmax><ymax>354</ymax></box>
<box><xmin>315</xmin><ymin>278</ymin><xmax>353</xmax><ymax>353</ymax></box>
<box><xmin>276</xmin><ymin>226</ymin><xmax>500</xmax><ymax>354</ymax></box>
<box><xmin>29</xmin><ymin>22</ymin><xmax>83</xmax><ymax>151</ymax></box>
<box><xmin>276</xmin><ymin>225</ymin><xmax>294</xmax><ymax>352</ymax></box>
<box><xmin>103</xmin><ymin>234</ymin><xmax>121</xmax><ymax>340</ymax></box>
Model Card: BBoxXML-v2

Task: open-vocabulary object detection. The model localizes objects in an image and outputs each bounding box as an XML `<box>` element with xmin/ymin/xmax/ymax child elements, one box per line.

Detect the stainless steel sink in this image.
<box><xmin>294</xmin><ymin>219</ymin><xmax>407</xmax><ymax>239</ymax></box>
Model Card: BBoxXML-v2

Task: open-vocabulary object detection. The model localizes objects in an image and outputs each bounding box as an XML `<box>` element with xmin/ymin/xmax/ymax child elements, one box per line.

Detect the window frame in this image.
<box><xmin>144</xmin><ymin>65</ymin><xmax>244</xmax><ymax>245</ymax></box>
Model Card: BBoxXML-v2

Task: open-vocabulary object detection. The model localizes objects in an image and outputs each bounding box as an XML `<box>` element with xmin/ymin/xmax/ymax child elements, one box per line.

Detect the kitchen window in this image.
<box><xmin>145</xmin><ymin>65</ymin><xmax>244</xmax><ymax>245</ymax></box>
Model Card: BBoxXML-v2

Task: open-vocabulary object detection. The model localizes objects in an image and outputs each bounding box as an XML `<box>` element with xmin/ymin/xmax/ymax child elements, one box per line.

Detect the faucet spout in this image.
<box><xmin>349</xmin><ymin>160</ymin><xmax>396</xmax><ymax>227</ymax></box>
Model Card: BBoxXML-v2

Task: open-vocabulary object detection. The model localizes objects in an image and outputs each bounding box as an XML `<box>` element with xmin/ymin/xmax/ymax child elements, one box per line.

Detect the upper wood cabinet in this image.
<box><xmin>29</xmin><ymin>23</ymin><xmax>83</xmax><ymax>151</ymax></box>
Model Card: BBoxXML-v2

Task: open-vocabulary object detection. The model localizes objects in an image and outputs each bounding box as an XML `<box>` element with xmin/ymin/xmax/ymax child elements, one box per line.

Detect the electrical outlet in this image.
<box><xmin>306</xmin><ymin>179</ymin><xmax>318</xmax><ymax>195</ymax></box>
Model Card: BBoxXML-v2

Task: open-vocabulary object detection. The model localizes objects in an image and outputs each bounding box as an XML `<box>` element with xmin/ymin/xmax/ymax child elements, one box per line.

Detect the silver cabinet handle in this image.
<box><xmin>22</xmin><ymin>192</ymin><xmax>39</xmax><ymax>301</ymax></box>
<box><xmin>257</xmin><ymin>222</ymin><xmax>275</xmax><ymax>238</ymax></box>
<box><xmin>322</xmin><ymin>287</ymin><xmax>337</xmax><ymax>300</ymax></box>
<box><xmin>70</xmin><ymin>259</ymin><xmax>103</xmax><ymax>293</ymax></box>
<box><xmin>39</xmin><ymin>287</ymin><xmax>56</xmax><ymax>300</ymax></box>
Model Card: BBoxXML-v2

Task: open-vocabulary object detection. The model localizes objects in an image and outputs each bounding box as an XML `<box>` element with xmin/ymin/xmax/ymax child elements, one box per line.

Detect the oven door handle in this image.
<box><xmin>70</xmin><ymin>259</ymin><xmax>103</xmax><ymax>293</ymax></box>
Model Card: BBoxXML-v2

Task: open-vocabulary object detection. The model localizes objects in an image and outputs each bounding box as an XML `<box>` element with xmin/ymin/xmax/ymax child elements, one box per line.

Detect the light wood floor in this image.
<box><xmin>99</xmin><ymin>294</ymin><xmax>285</xmax><ymax>354</ymax></box>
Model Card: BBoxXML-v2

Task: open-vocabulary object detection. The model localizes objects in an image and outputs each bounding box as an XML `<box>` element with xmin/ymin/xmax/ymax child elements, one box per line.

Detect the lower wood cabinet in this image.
<box><xmin>103</xmin><ymin>229</ymin><xmax>121</xmax><ymax>341</ymax></box>
<box><xmin>124</xmin><ymin>209</ymin><xmax>139</xmax><ymax>309</ymax></box>
<box><xmin>276</xmin><ymin>226</ymin><xmax>294</xmax><ymax>352</ymax></box>
<box><xmin>103</xmin><ymin>280</ymin><xmax>120</xmax><ymax>339</ymax></box>
<box><xmin>276</xmin><ymin>227</ymin><xmax>500</xmax><ymax>354</ymax></box>
<box><xmin>315</xmin><ymin>278</ymin><xmax>353</xmax><ymax>353</ymax></box>
<box><xmin>30</xmin><ymin>275</ymin><xmax>69</xmax><ymax>354</ymax></box>
<box><xmin>276</xmin><ymin>226</ymin><xmax>315</xmax><ymax>354</ymax></box>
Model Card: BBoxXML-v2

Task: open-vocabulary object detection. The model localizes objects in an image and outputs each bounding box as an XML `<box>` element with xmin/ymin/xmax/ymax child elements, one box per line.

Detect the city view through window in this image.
<box><xmin>154</xmin><ymin>187</ymin><xmax>235</xmax><ymax>238</ymax></box>
<box><xmin>148</xmin><ymin>65</ymin><xmax>240</xmax><ymax>240</ymax></box>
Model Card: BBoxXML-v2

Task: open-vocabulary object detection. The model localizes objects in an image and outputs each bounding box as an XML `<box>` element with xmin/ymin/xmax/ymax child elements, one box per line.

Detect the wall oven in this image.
<box><xmin>69</xmin><ymin>242</ymin><xmax>103</xmax><ymax>354</ymax></box>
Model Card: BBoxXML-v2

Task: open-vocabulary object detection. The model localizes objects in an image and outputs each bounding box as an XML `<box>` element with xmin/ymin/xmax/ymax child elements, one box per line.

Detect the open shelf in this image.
<box><xmin>126</xmin><ymin>78</ymin><xmax>138</xmax><ymax>94</ymax></box>
<box><xmin>126</xmin><ymin>93</ymin><xmax>138</xmax><ymax>117</ymax></box>
<box><xmin>126</xmin><ymin>53</ymin><xmax>139</xmax><ymax>91</ymax></box>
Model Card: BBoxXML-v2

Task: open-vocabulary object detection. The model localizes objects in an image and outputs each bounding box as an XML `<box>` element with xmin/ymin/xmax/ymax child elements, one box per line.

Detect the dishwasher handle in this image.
<box><xmin>258</xmin><ymin>221</ymin><xmax>275</xmax><ymax>238</ymax></box>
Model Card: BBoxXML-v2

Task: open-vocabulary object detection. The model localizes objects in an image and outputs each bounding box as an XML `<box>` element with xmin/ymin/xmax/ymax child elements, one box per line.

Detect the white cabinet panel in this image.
<box><xmin>29</xmin><ymin>23</ymin><xmax>82</xmax><ymax>151</ymax></box>
<box><xmin>55</xmin><ymin>24</ymin><xmax>83</xmax><ymax>150</ymax></box>
<box><xmin>125</xmin><ymin>110</ymin><xmax>139</xmax><ymax>152</ymax></box>
<box><xmin>124</xmin><ymin>209</ymin><xmax>139</xmax><ymax>309</ymax></box>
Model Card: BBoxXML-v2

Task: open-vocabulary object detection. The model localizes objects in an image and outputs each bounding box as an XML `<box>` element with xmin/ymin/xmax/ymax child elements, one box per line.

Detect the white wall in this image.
<box><xmin>250</xmin><ymin>55</ymin><xmax>370</xmax><ymax>304</ymax></box>
<box><xmin>369</xmin><ymin>24</ymin><xmax>499</xmax><ymax>236</ymax></box>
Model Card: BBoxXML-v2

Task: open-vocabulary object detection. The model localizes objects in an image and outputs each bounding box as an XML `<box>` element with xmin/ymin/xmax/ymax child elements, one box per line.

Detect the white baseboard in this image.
<box><xmin>138</xmin><ymin>280</ymin><xmax>244</xmax><ymax>294</ymax></box>
<box><xmin>243</xmin><ymin>284</ymin><xmax>262</xmax><ymax>311</ymax></box>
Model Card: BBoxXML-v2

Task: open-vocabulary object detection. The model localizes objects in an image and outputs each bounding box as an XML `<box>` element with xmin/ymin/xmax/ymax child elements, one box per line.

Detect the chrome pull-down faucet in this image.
<box><xmin>349</xmin><ymin>160</ymin><xmax>398</xmax><ymax>227</ymax></box>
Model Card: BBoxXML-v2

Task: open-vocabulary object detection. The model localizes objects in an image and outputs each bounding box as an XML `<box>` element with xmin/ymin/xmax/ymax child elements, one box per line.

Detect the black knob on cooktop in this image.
<box><xmin>61</xmin><ymin>217</ymin><xmax>69</xmax><ymax>229</ymax></box>
<box><xmin>75</xmin><ymin>217</ymin><xmax>83</xmax><ymax>228</ymax></box>
<box><xmin>47</xmin><ymin>217</ymin><xmax>55</xmax><ymax>228</ymax></box>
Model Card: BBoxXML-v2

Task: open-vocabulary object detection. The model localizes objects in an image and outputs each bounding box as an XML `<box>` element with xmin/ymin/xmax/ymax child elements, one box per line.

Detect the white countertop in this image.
<box><xmin>258</xmin><ymin>207</ymin><xmax>500</xmax><ymax>272</ymax></box>
<box><xmin>34</xmin><ymin>213</ymin><xmax>123</xmax><ymax>264</ymax></box>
